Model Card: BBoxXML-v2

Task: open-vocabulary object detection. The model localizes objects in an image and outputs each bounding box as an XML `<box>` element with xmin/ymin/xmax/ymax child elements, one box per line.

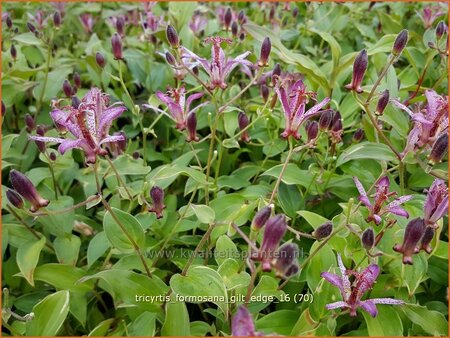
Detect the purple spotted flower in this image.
<box><xmin>144</xmin><ymin>86</ymin><xmax>208</xmax><ymax>130</ymax></box>
<box><xmin>321</xmin><ymin>254</ymin><xmax>404</xmax><ymax>317</ymax></box>
<box><xmin>424</xmin><ymin>179</ymin><xmax>448</xmax><ymax>228</ymax></box>
<box><xmin>79</xmin><ymin>13</ymin><xmax>94</xmax><ymax>33</ymax></box>
<box><xmin>29</xmin><ymin>88</ymin><xmax>126</xmax><ymax>163</ymax></box>
<box><xmin>181</xmin><ymin>36</ymin><xmax>252</xmax><ymax>90</ymax></box>
<box><xmin>231</xmin><ymin>306</ymin><xmax>263</xmax><ymax>336</ymax></box>
<box><xmin>275</xmin><ymin>79</ymin><xmax>330</xmax><ymax>139</ymax></box>
<box><xmin>189</xmin><ymin>11</ymin><xmax>207</xmax><ymax>35</ymax></box>
<box><xmin>391</xmin><ymin>90</ymin><xmax>448</xmax><ymax>158</ymax></box>
<box><xmin>418</xmin><ymin>5</ymin><xmax>445</xmax><ymax>28</ymax></box>
<box><xmin>353</xmin><ymin>176</ymin><xmax>412</xmax><ymax>225</ymax></box>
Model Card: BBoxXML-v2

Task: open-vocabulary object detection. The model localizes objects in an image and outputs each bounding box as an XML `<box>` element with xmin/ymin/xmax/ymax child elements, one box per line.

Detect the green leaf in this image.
<box><xmin>290</xmin><ymin>309</ymin><xmax>319</xmax><ymax>336</ymax></box>
<box><xmin>336</xmin><ymin>142</ymin><xmax>398</xmax><ymax>167</ymax></box>
<box><xmin>38</xmin><ymin>196</ymin><xmax>75</xmax><ymax>236</ymax></box>
<box><xmin>87</xmin><ymin>231</ymin><xmax>110</xmax><ymax>268</ymax></box>
<box><xmin>262</xmin><ymin>164</ymin><xmax>313</xmax><ymax>187</ymax></box>
<box><xmin>215</xmin><ymin>235</ymin><xmax>239</xmax><ymax>266</ymax></box>
<box><xmin>34</xmin><ymin>264</ymin><xmax>95</xmax><ymax>293</ymax></box>
<box><xmin>128</xmin><ymin>312</ymin><xmax>156</xmax><ymax>336</ymax></box>
<box><xmin>217</xmin><ymin>259</ymin><xmax>251</xmax><ymax>291</ymax></box>
<box><xmin>249</xmin><ymin>276</ymin><xmax>285</xmax><ymax>313</ymax></box>
<box><xmin>190</xmin><ymin>204</ymin><xmax>215</xmax><ymax>224</ymax></box>
<box><xmin>16</xmin><ymin>237</ymin><xmax>46</xmax><ymax>286</ymax></box>
<box><xmin>400</xmin><ymin>304</ymin><xmax>448</xmax><ymax>336</ymax></box>
<box><xmin>305</xmin><ymin>241</ymin><xmax>336</xmax><ymax>291</ymax></box>
<box><xmin>362</xmin><ymin>306</ymin><xmax>403</xmax><ymax>336</ymax></box>
<box><xmin>256</xmin><ymin>310</ymin><xmax>299</xmax><ymax>336</ymax></box>
<box><xmin>13</xmin><ymin>32</ymin><xmax>43</xmax><ymax>46</ymax></box>
<box><xmin>161</xmin><ymin>296</ymin><xmax>190</xmax><ymax>336</ymax></box>
<box><xmin>310</xmin><ymin>28</ymin><xmax>341</xmax><ymax>70</ymax></box>
<box><xmin>297</xmin><ymin>210</ymin><xmax>329</xmax><ymax>229</ymax></box>
<box><xmin>170</xmin><ymin>266</ymin><xmax>228</xmax><ymax>317</ymax></box>
<box><xmin>278</xmin><ymin>183</ymin><xmax>302</xmax><ymax>218</ymax></box>
<box><xmin>54</xmin><ymin>234</ymin><xmax>81</xmax><ymax>265</ymax></box>
<box><xmin>103</xmin><ymin>208</ymin><xmax>145</xmax><ymax>254</ymax></box>
<box><xmin>26</xmin><ymin>291</ymin><xmax>70</xmax><ymax>336</ymax></box>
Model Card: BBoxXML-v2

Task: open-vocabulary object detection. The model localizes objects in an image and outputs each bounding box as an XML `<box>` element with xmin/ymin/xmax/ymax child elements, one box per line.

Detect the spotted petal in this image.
<box><xmin>359</xmin><ymin>300</ymin><xmax>378</xmax><ymax>317</ymax></box>
<box><xmin>326</xmin><ymin>301</ymin><xmax>348</xmax><ymax>310</ymax></box>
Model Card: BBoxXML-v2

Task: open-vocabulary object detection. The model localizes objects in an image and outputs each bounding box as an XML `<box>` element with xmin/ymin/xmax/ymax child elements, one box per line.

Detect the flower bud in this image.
<box><xmin>436</xmin><ymin>21</ymin><xmax>447</xmax><ymax>39</ymax></box>
<box><xmin>361</xmin><ymin>227</ymin><xmax>375</xmax><ymax>250</ymax></box>
<box><xmin>351</xmin><ymin>128</ymin><xmax>364</xmax><ymax>143</ymax></box>
<box><xmin>62</xmin><ymin>79</ymin><xmax>72</xmax><ymax>97</ymax></box>
<box><xmin>239</xmin><ymin>32</ymin><xmax>245</xmax><ymax>41</ymax></box>
<box><xmin>165</xmin><ymin>51</ymin><xmax>176</xmax><ymax>66</ymax></box>
<box><xmin>273</xmin><ymin>243</ymin><xmax>299</xmax><ymax>278</ymax></box>
<box><xmin>284</xmin><ymin>263</ymin><xmax>299</xmax><ymax>277</ymax></box>
<box><xmin>95</xmin><ymin>52</ymin><xmax>106</xmax><ymax>68</ymax></box>
<box><xmin>231</xmin><ymin>22</ymin><xmax>238</xmax><ymax>37</ymax></box>
<box><xmin>393</xmin><ymin>217</ymin><xmax>425</xmax><ymax>265</ymax></box>
<box><xmin>428</xmin><ymin>134</ymin><xmax>448</xmax><ymax>165</ymax></box>
<box><xmin>269</xmin><ymin>6</ymin><xmax>276</xmax><ymax>21</ymax></box>
<box><xmin>10</xmin><ymin>169</ymin><xmax>49</xmax><ymax>212</ymax></box>
<box><xmin>306</xmin><ymin>120</ymin><xmax>319</xmax><ymax>142</ymax></box>
<box><xmin>132</xmin><ymin>151</ymin><xmax>140</xmax><ymax>160</ymax></box>
<box><xmin>117</xmin><ymin>131</ymin><xmax>127</xmax><ymax>153</ymax></box>
<box><xmin>251</xmin><ymin>205</ymin><xmax>271</xmax><ymax>231</ymax></box>
<box><xmin>116</xmin><ymin>16</ymin><xmax>125</xmax><ymax>36</ymax></box>
<box><xmin>186</xmin><ymin>112</ymin><xmax>198</xmax><ymax>142</ymax></box>
<box><xmin>392</xmin><ymin>29</ymin><xmax>408</xmax><ymax>56</ymax></box>
<box><xmin>271</xmin><ymin>63</ymin><xmax>281</xmax><ymax>85</ymax></box>
<box><xmin>53</xmin><ymin>11</ymin><xmax>61</xmax><ymax>28</ymax></box>
<box><xmin>6</xmin><ymin>189</ymin><xmax>24</xmax><ymax>209</ymax></box>
<box><xmin>292</xmin><ymin>7</ymin><xmax>299</xmax><ymax>18</ymax></box>
<box><xmin>319</xmin><ymin>110</ymin><xmax>334</xmax><ymax>130</ymax></box>
<box><xmin>314</xmin><ymin>221</ymin><xmax>333</xmax><ymax>240</ymax></box>
<box><xmin>27</xmin><ymin>22</ymin><xmax>36</xmax><ymax>33</ymax></box>
<box><xmin>10</xmin><ymin>44</ymin><xmax>17</xmax><ymax>61</ymax></box>
<box><xmin>25</xmin><ymin>114</ymin><xmax>35</xmax><ymax>132</ymax></box>
<box><xmin>238</xmin><ymin>10</ymin><xmax>245</xmax><ymax>24</ymax></box>
<box><xmin>111</xmin><ymin>33</ymin><xmax>123</xmax><ymax>60</ymax></box>
<box><xmin>258</xmin><ymin>37</ymin><xmax>271</xmax><ymax>67</ymax></box>
<box><xmin>72</xmin><ymin>96</ymin><xmax>81</xmax><ymax>109</ymax></box>
<box><xmin>34</xmin><ymin>125</ymin><xmax>46</xmax><ymax>152</ymax></box>
<box><xmin>73</xmin><ymin>72</ymin><xmax>81</xmax><ymax>88</ymax></box>
<box><xmin>419</xmin><ymin>227</ymin><xmax>434</xmax><ymax>254</ymax></box>
<box><xmin>376</xmin><ymin>90</ymin><xmax>389</xmax><ymax>115</ymax></box>
<box><xmin>49</xmin><ymin>152</ymin><xmax>57</xmax><ymax>161</ymax></box>
<box><xmin>224</xmin><ymin>8</ymin><xmax>232</xmax><ymax>30</ymax></box>
<box><xmin>6</xmin><ymin>16</ymin><xmax>12</xmax><ymax>29</ymax></box>
<box><xmin>238</xmin><ymin>111</ymin><xmax>250</xmax><ymax>142</ymax></box>
<box><xmin>260</xmin><ymin>214</ymin><xmax>287</xmax><ymax>271</ymax></box>
<box><xmin>331</xmin><ymin>115</ymin><xmax>343</xmax><ymax>133</ymax></box>
<box><xmin>149</xmin><ymin>186</ymin><xmax>166</xmax><ymax>219</ymax></box>
<box><xmin>166</xmin><ymin>25</ymin><xmax>179</xmax><ymax>48</ymax></box>
<box><xmin>345</xmin><ymin>49</ymin><xmax>368</xmax><ymax>93</ymax></box>
<box><xmin>260</xmin><ymin>84</ymin><xmax>269</xmax><ymax>103</ymax></box>
<box><xmin>231</xmin><ymin>306</ymin><xmax>256</xmax><ymax>337</ymax></box>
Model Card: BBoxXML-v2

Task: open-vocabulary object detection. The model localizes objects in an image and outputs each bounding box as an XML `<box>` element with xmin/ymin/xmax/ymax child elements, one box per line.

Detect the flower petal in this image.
<box><xmin>231</xmin><ymin>306</ymin><xmax>255</xmax><ymax>336</ymax></box>
<box><xmin>303</xmin><ymin>98</ymin><xmax>331</xmax><ymax>120</ymax></box>
<box><xmin>387</xmin><ymin>206</ymin><xmax>409</xmax><ymax>218</ymax></box>
<box><xmin>98</xmin><ymin>106</ymin><xmax>127</xmax><ymax>138</ymax></box>
<box><xmin>29</xmin><ymin>135</ymin><xmax>65</xmax><ymax>144</ymax></box>
<box><xmin>337</xmin><ymin>254</ymin><xmax>351</xmax><ymax>298</ymax></box>
<box><xmin>99</xmin><ymin>134</ymin><xmax>126</xmax><ymax>145</ymax></box>
<box><xmin>326</xmin><ymin>301</ymin><xmax>348</xmax><ymax>310</ymax></box>
<box><xmin>370</xmin><ymin>298</ymin><xmax>405</xmax><ymax>305</ymax></box>
<box><xmin>320</xmin><ymin>272</ymin><xmax>343</xmax><ymax>289</ymax></box>
<box><xmin>359</xmin><ymin>300</ymin><xmax>378</xmax><ymax>317</ymax></box>
<box><xmin>186</xmin><ymin>92</ymin><xmax>204</xmax><ymax>113</ymax></box>
<box><xmin>58</xmin><ymin>139</ymin><xmax>84</xmax><ymax>154</ymax></box>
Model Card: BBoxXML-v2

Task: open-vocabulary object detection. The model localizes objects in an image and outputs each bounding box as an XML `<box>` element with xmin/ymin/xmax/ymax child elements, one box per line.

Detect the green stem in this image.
<box><xmin>33</xmin><ymin>42</ymin><xmax>52</xmax><ymax>122</ymax></box>
<box><xmin>105</xmin><ymin>156</ymin><xmax>133</xmax><ymax>200</ymax></box>
<box><xmin>268</xmin><ymin>137</ymin><xmax>294</xmax><ymax>204</ymax></box>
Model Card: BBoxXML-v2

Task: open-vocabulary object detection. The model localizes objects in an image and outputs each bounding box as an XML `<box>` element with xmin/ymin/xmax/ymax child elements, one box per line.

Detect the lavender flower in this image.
<box><xmin>189</xmin><ymin>11</ymin><xmax>207</xmax><ymax>35</ymax></box>
<box><xmin>144</xmin><ymin>86</ymin><xmax>208</xmax><ymax>130</ymax></box>
<box><xmin>181</xmin><ymin>36</ymin><xmax>252</xmax><ymax>90</ymax></box>
<box><xmin>10</xmin><ymin>170</ymin><xmax>49</xmax><ymax>212</ymax></box>
<box><xmin>79</xmin><ymin>13</ymin><xmax>94</xmax><ymax>33</ymax></box>
<box><xmin>258</xmin><ymin>214</ymin><xmax>287</xmax><ymax>271</ymax></box>
<box><xmin>424</xmin><ymin>179</ymin><xmax>448</xmax><ymax>228</ymax></box>
<box><xmin>231</xmin><ymin>306</ymin><xmax>263</xmax><ymax>336</ymax></box>
<box><xmin>275</xmin><ymin>79</ymin><xmax>330</xmax><ymax>139</ymax></box>
<box><xmin>353</xmin><ymin>176</ymin><xmax>412</xmax><ymax>225</ymax></box>
<box><xmin>29</xmin><ymin>88</ymin><xmax>126</xmax><ymax>163</ymax></box>
<box><xmin>393</xmin><ymin>218</ymin><xmax>426</xmax><ymax>265</ymax></box>
<box><xmin>418</xmin><ymin>6</ymin><xmax>445</xmax><ymax>29</ymax></box>
<box><xmin>321</xmin><ymin>254</ymin><xmax>404</xmax><ymax>317</ymax></box>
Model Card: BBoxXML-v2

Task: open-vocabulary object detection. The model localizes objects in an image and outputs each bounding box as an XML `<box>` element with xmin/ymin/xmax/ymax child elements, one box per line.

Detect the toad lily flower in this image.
<box><xmin>353</xmin><ymin>176</ymin><xmax>412</xmax><ymax>225</ymax></box>
<box><xmin>181</xmin><ymin>36</ymin><xmax>252</xmax><ymax>90</ymax></box>
<box><xmin>29</xmin><ymin>88</ymin><xmax>126</xmax><ymax>163</ymax></box>
<box><xmin>144</xmin><ymin>86</ymin><xmax>208</xmax><ymax>130</ymax></box>
<box><xmin>275</xmin><ymin>79</ymin><xmax>330</xmax><ymax>139</ymax></box>
<box><xmin>424</xmin><ymin>178</ymin><xmax>448</xmax><ymax>228</ymax></box>
<box><xmin>321</xmin><ymin>254</ymin><xmax>404</xmax><ymax>317</ymax></box>
<box><xmin>231</xmin><ymin>306</ymin><xmax>263</xmax><ymax>336</ymax></box>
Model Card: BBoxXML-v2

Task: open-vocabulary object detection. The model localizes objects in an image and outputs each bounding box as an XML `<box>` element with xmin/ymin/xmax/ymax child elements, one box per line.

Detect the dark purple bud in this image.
<box><xmin>376</xmin><ymin>90</ymin><xmax>389</xmax><ymax>115</ymax></box>
<box><xmin>10</xmin><ymin>169</ymin><xmax>50</xmax><ymax>212</ymax></box>
<box><xmin>284</xmin><ymin>263</ymin><xmax>299</xmax><ymax>277</ymax></box>
<box><xmin>260</xmin><ymin>214</ymin><xmax>287</xmax><ymax>271</ymax></box>
<box><xmin>72</xmin><ymin>96</ymin><xmax>81</xmax><ymax>109</ymax></box>
<box><xmin>166</xmin><ymin>25</ymin><xmax>179</xmax><ymax>48</ymax></box>
<box><xmin>25</xmin><ymin>114</ymin><xmax>35</xmax><ymax>132</ymax></box>
<box><xmin>6</xmin><ymin>189</ymin><xmax>24</xmax><ymax>209</ymax></box>
<box><xmin>231</xmin><ymin>22</ymin><xmax>238</xmax><ymax>37</ymax></box>
<box><xmin>251</xmin><ymin>205</ymin><xmax>271</xmax><ymax>231</ymax></box>
<box><xmin>149</xmin><ymin>186</ymin><xmax>165</xmax><ymax>219</ymax></box>
<box><xmin>116</xmin><ymin>16</ymin><xmax>125</xmax><ymax>36</ymax></box>
<box><xmin>362</xmin><ymin>227</ymin><xmax>375</xmax><ymax>250</ymax></box>
<box><xmin>392</xmin><ymin>29</ymin><xmax>408</xmax><ymax>56</ymax></box>
<box><xmin>117</xmin><ymin>131</ymin><xmax>127</xmax><ymax>152</ymax></box>
<box><xmin>258</xmin><ymin>37</ymin><xmax>271</xmax><ymax>67</ymax></box>
<box><xmin>331</xmin><ymin>116</ymin><xmax>343</xmax><ymax>133</ymax></box>
<box><xmin>269</xmin><ymin>6</ymin><xmax>276</xmax><ymax>20</ymax></box>
<box><xmin>419</xmin><ymin>227</ymin><xmax>434</xmax><ymax>254</ymax></box>
<box><xmin>231</xmin><ymin>306</ymin><xmax>256</xmax><ymax>337</ymax></box>
<box><xmin>186</xmin><ymin>112</ymin><xmax>198</xmax><ymax>142</ymax></box>
<box><xmin>345</xmin><ymin>49</ymin><xmax>368</xmax><ymax>93</ymax></box>
<box><xmin>238</xmin><ymin>10</ymin><xmax>245</xmax><ymax>24</ymax></box>
<box><xmin>6</xmin><ymin>16</ymin><xmax>12</xmax><ymax>29</ymax></box>
<box><xmin>314</xmin><ymin>221</ymin><xmax>333</xmax><ymax>240</ymax></box>
<box><xmin>273</xmin><ymin>242</ymin><xmax>299</xmax><ymax>278</ymax></box>
<box><xmin>260</xmin><ymin>84</ymin><xmax>269</xmax><ymax>102</ymax></box>
<box><xmin>292</xmin><ymin>7</ymin><xmax>299</xmax><ymax>18</ymax></box>
<box><xmin>53</xmin><ymin>11</ymin><xmax>61</xmax><ymax>28</ymax></box>
<box><xmin>10</xmin><ymin>43</ymin><xmax>17</xmax><ymax>60</ymax></box>
<box><xmin>428</xmin><ymin>134</ymin><xmax>448</xmax><ymax>165</ymax></box>
<box><xmin>111</xmin><ymin>33</ymin><xmax>123</xmax><ymax>60</ymax></box>
<box><xmin>49</xmin><ymin>152</ymin><xmax>57</xmax><ymax>161</ymax></box>
<box><xmin>2</xmin><ymin>101</ymin><xmax>5</xmax><ymax>116</ymax></box>
<box><xmin>192</xmin><ymin>66</ymin><xmax>199</xmax><ymax>76</ymax></box>
<box><xmin>319</xmin><ymin>110</ymin><xmax>334</xmax><ymax>130</ymax></box>
<box><xmin>165</xmin><ymin>51</ymin><xmax>176</xmax><ymax>66</ymax></box>
<box><xmin>62</xmin><ymin>79</ymin><xmax>72</xmax><ymax>97</ymax></box>
<box><xmin>73</xmin><ymin>72</ymin><xmax>81</xmax><ymax>88</ymax></box>
<box><xmin>224</xmin><ymin>8</ymin><xmax>232</xmax><ymax>30</ymax></box>
<box><xmin>238</xmin><ymin>111</ymin><xmax>251</xmax><ymax>142</ymax></box>
<box><xmin>306</xmin><ymin>121</ymin><xmax>319</xmax><ymax>142</ymax></box>
<box><xmin>35</xmin><ymin>125</ymin><xmax>46</xmax><ymax>152</ymax></box>
<box><xmin>239</xmin><ymin>32</ymin><xmax>245</xmax><ymax>41</ymax></box>
<box><xmin>132</xmin><ymin>151</ymin><xmax>140</xmax><ymax>160</ymax></box>
<box><xmin>393</xmin><ymin>217</ymin><xmax>425</xmax><ymax>265</ymax></box>
<box><xmin>428</xmin><ymin>41</ymin><xmax>436</xmax><ymax>49</ymax></box>
<box><xmin>27</xmin><ymin>22</ymin><xmax>36</xmax><ymax>33</ymax></box>
<box><xmin>436</xmin><ymin>21</ymin><xmax>447</xmax><ymax>39</ymax></box>
<box><xmin>353</xmin><ymin>128</ymin><xmax>365</xmax><ymax>142</ymax></box>
<box><xmin>271</xmin><ymin>63</ymin><xmax>281</xmax><ymax>85</ymax></box>
<box><xmin>95</xmin><ymin>52</ymin><xmax>106</xmax><ymax>68</ymax></box>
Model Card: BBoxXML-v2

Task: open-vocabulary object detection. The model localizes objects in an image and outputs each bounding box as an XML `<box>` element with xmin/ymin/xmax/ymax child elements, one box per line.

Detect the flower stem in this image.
<box><xmin>268</xmin><ymin>136</ymin><xmax>294</xmax><ymax>204</ymax></box>
<box><xmin>365</xmin><ymin>54</ymin><xmax>395</xmax><ymax>105</ymax></box>
<box><xmin>105</xmin><ymin>156</ymin><xmax>133</xmax><ymax>200</ymax></box>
